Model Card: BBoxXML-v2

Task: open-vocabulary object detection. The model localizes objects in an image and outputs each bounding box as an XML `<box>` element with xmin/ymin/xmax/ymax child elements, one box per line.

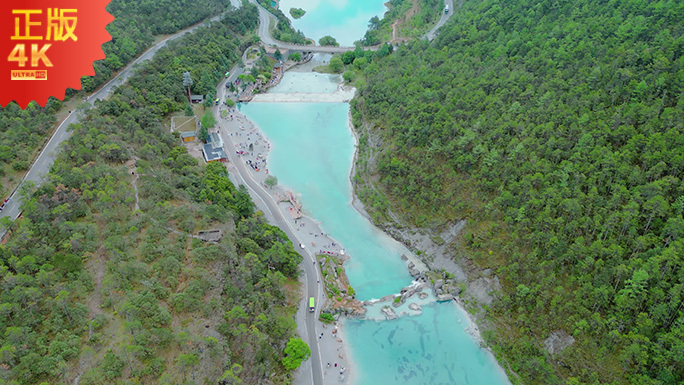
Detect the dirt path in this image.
<box><xmin>391</xmin><ymin>19</ymin><xmax>399</xmax><ymax>42</ymax></box>
<box><xmin>126</xmin><ymin>159</ymin><xmax>140</xmax><ymax>211</ymax></box>
<box><xmin>132</xmin><ymin>173</ymin><xmax>140</xmax><ymax>211</ymax></box>
<box><xmin>84</xmin><ymin>250</ymin><xmax>106</xmax><ymax>318</ymax></box>
<box><xmin>390</xmin><ymin>0</ymin><xmax>419</xmax><ymax>44</ymax></box>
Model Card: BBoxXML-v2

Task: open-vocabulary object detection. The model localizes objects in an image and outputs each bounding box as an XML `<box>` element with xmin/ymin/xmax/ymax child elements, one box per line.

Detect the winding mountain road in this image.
<box><xmin>248</xmin><ymin>0</ymin><xmax>364</xmax><ymax>54</ymax></box>
<box><xmin>425</xmin><ymin>0</ymin><xmax>455</xmax><ymax>41</ymax></box>
<box><xmin>0</xmin><ymin>10</ymin><xmax>234</xmax><ymax>231</ymax></box>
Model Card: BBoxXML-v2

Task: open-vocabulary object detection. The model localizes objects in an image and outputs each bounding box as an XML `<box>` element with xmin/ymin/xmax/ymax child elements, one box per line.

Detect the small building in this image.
<box><xmin>180</xmin><ymin>131</ymin><xmax>196</xmax><ymax>142</ymax></box>
<box><xmin>202</xmin><ymin>143</ymin><xmax>227</xmax><ymax>163</ymax></box>
<box><xmin>190</xmin><ymin>95</ymin><xmax>204</xmax><ymax>104</ymax></box>
<box><xmin>207</xmin><ymin>132</ymin><xmax>224</xmax><ymax>149</ymax></box>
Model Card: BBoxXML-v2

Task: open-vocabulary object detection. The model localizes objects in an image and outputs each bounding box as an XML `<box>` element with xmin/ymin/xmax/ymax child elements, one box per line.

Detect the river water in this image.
<box><xmin>241</xmin><ymin>3</ymin><xmax>511</xmax><ymax>383</ymax></box>
<box><xmin>241</xmin><ymin>79</ymin><xmax>510</xmax><ymax>385</ymax></box>
<box><xmin>277</xmin><ymin>0</ymin><xmax>386</xmax><ymax>46</ymax></box>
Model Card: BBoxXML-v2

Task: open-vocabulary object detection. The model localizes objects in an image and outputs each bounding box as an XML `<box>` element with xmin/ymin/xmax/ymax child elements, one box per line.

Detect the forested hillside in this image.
<box><xmin>360</xmin><ymin>0</ymin><xmax>443</xmax><ymax>46</ymax></box>
<box><xmin>87</xmin><ymin>0</ymin><xmax>236</xmax><ymax>91</ymax></box>
<box><xmin>352</xmin><ymin>0</ymin><xmax>684</xmax><ymax>383</ymax></box>
<box><xmin>0</xmin><ymin>4</ymin><xmax>306</xmax><ymax>385</ymax></box>
<box><xmin>1</xmin><ymin>0</ymin><xmax>234</xmax><ymax>199</ymax></box>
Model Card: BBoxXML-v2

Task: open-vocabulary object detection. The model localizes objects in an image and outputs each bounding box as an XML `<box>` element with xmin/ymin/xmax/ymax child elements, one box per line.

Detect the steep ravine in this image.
<box><xmin>350</xmin><ymin>117</ymin><xmax>506</xmax><ymax>323</ymax></box>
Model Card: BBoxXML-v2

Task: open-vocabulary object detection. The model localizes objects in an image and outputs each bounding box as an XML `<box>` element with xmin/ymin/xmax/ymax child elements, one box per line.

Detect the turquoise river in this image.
<box><xmin>240</xmin><ymin>80</ymin><xmax>511</xmax><ymax>385</ymax></box>
<box><xmin>241</xmin><ymin>2</ymin><xmax>512</xmax><ymax>383</ymax></box>
<box><xmin>277</xmin><ymin>0</ymin><xmax>387</xmax><ymax>46</ymax></box>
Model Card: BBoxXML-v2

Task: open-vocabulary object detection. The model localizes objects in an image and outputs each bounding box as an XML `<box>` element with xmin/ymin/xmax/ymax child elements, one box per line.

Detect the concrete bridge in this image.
<box><xmin>270</xmin><ymin>41</ymin><xmax>375</xmax><ymax>54</ymax></box>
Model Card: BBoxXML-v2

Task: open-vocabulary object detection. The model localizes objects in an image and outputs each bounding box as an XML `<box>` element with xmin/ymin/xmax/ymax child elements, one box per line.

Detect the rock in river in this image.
<box><xmin>381</xmin><ymin>306</ymin><xmax>398</xmax><ymax>320</ymax></box>
<box><xmin>409</xmin><ymin>267</ymin><xmax>421</xmax><ymax>278</ymax></box>
<box><xmin>436</xmin><ymin>294</ymin><xmax>454</xmax><ymax>302</ymax></box>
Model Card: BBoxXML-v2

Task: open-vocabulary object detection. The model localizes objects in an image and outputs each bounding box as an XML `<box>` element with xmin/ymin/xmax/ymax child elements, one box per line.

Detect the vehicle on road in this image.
<box><xmin>309</xmin><ymin>297</ymin><xmax>315</xmax><ymax>312</ymax></box>
<box><xmin>215</xmin><ymin>97</ymin><xmax>220</xmax><ymax>105</ymax></box>
<box><xmin>445</xmin><ymin>5</ymin><xmax>449</xmax><ymax>13</ymax></box>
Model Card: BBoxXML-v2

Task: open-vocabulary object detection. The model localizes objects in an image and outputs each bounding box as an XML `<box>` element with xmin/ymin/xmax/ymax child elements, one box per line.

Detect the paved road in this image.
<box><xmin>248</xmin><ymin>0</ymin><xmax>363</xmax><ymax>54</ymax></box>
<box><xmin>214</xmin><ymin>78</ymin><xmax>325</xmax><ymax>385</ymax></box>
<box><xmin>425</xmin><ymin>0</ymin><xmax>455</xmax><ymax>41</ymax></box>
<box><xmin>0</xmin><ymin>11</ymin><xmax>233</xmax><ymax>231</ymax></box>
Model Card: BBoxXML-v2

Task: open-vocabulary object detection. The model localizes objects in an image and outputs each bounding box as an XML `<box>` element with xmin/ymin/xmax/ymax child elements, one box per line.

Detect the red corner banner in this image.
<box><xmin>0</xmin><ymin>0</ymin><xmax>113</xmax><ymax>108</ymax></box>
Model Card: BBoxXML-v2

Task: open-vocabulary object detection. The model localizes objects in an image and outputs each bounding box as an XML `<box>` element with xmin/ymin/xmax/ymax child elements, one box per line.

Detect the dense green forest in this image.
<box><xmin>0</xmin><ymin>4</ymin><xmax>306</xmax><ymax>385</ymax></box>
<box><xmin>0</xmin><ymin>0</ymin><xmax>234</xmax><ymax>199</ymax></box>
<box><xmin>352</xmin><ymin>0</ymin><xmax>684</xmax><ymax>384</ymax></box>
<box><xmin>360</xmin><ymin>0</ymin><xmax>443</xmax><ymax>46</ymax></box>
<box><xmin>87</xmin><ymin>0</ymin><xmax>236</xmax><ymax>93</ymax></box>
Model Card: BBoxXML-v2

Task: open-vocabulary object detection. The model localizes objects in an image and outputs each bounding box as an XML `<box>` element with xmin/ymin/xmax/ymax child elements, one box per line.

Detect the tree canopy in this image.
<box><xmin>318</xmin><ymin>35</ymin><xmax>339</xmax><ymax>46</ymax></box>
<box><xmin>0</xmin><ymin>4</ymin><xmax>303</xmax><ymax>384</ymax></box>
<box><xmin>353</xmin><ymin>0</ymin><xmax>684</xmax><ymax>384</ymax></box>
<box><xmin>1</xmin><ymin>0</ymin><xmax>235</xmax><ymax>198</ymax></box>
<box><xmin>289</xmin><ymin>8</ymin><xmax>306</xmax><ymax>19</ymax></box>
<box><xmin>281</xmin><ymin>337</ymin><xmax>311</xmax><ymax>370</ymax></box>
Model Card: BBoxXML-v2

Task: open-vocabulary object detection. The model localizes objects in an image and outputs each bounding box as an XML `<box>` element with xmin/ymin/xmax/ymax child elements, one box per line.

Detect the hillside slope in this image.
<box><xmin>352</xmin><ymin>0</ymin><xmax>684</xmax><ymax>383</ymax></box>
<box><xmin>0</xmin><ymin>5</ymin><xmax>307</xmax><ymax>385</ymax></box>
<box><xmin>1</xmin><ymin>0</ymin><xmax>235</xmax><ymax>199</ymax></box>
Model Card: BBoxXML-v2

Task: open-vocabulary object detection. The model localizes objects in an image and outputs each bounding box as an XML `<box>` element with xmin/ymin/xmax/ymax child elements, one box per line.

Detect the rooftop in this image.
<box><xmin>207</xmin><ymin>132</ymin><xmax>223</xmax><ymax>149</ymax></box>
<box><xmin>202</xmin><ymin>143</ymin><xmax>227</xmax><ymax>162</ymax></box>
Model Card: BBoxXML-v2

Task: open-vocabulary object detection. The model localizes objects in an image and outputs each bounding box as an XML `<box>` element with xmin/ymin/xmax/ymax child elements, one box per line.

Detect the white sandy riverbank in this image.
<box><xmin>216</xmin><ymin>106</ymin><xmax>355</xmax><ymax>385</ymax></box>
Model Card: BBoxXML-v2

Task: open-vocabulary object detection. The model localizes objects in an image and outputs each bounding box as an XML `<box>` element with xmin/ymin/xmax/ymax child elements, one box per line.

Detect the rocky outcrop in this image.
<box><xmin>409</xmin><ymin>267</ymin><xmax>421</xmax><ymax>279</ymax></box>
<box><xmin>390</xmin><ymin>282</ymin><xmax>429</xmax><ymax>307</ymax></box>
<box><xmin>407</xmin><ymin>261</ymin><xmax>424</xmax><ymax>281</ymax></box>
<box><xmin>436</xmin><ymin>294</ymin><xmax>454</xmax><ymax>302</ymax></box>
<box><xmin>425</xmin><ymin>270</ymin><xmax>463</xmax><ymax>301</ymax></box>
<box><xmin>544</xmin><ymin>331</ymin><xmax>575</xmax><ymax>356</ymax></box>
<box><xmin>467</xmin><ymin>275</ymin><xmax>501</xmax><ymax>307</ymax></box>
<box><xmin>331</xmin><ymin>299</ymin><xmax>366</xmax><ymax>318</ymax></box>
<box><xmin>319</xmin><ymin>252</ymin><xmax>365</xmax><ymax>315</ymax></box>
<box><xmin>381</xmin><ymin>306</ymin><xmax>398</xmax><ymax>320</ymax></box>
<box><xmin>408</xmin><ymin>303</ymin><xmax>422</xmax><ymax>311</ymax></box>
